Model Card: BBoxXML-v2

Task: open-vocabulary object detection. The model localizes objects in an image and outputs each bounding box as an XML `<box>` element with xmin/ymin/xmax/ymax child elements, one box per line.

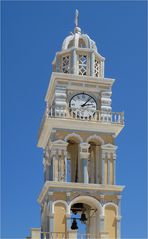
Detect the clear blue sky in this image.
<box><xmin>2</xmin><ymin>1</ymin><xmax>147</xmax><ymax>239</ymax></box>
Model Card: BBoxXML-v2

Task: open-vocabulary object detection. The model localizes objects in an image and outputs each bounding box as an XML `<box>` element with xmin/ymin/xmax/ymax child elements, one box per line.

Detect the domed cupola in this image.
<box><xmin>52</xmin><ymin>10</ymin><xmax>105</xmax><ymax>78</ymax></box>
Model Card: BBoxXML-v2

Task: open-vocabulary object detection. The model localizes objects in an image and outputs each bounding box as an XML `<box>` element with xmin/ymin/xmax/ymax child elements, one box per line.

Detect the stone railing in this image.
<box><xmin>38</xmin><ymin>106</ymin><xmax>124</xmax><ymax>139</ymax></box>
<box><xmin>47</xmin><ymin>106</ymin><xmax>124</xmax><ymax>125</ymax></box>
<box><xmin>41</xmin><ymin>232</ymin><xmax>97</xmax><ymax>239</ymax></box>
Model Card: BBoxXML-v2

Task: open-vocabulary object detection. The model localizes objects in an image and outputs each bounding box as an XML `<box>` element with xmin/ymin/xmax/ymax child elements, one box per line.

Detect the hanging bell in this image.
<box><xmin>71</xmin><ymin>218</ymin><xmax>78</xmax><ymax>230</ymax></box>
<box><xmin>80</xmin><ymin>213</ymin><xmax>87</xmax><ymax>223</ymax></box>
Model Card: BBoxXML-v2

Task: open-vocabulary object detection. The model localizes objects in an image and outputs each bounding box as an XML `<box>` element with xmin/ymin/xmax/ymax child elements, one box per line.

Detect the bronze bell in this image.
<box><xmin>80</xmin><ymin>213</ymin><xmax>87</xmax><ymax>223</ymax></box>
<box><xmin>71</xmin><ymin>218</ymin><xmax>78</xmax><ymax>230</ymax></box>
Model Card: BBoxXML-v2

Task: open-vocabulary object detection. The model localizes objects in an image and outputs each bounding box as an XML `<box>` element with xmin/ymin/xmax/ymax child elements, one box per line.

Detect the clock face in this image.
<box><xmin>69</xmin><ymin>93</ymin><xmax>97</xmax><ymax>118</ymax></box>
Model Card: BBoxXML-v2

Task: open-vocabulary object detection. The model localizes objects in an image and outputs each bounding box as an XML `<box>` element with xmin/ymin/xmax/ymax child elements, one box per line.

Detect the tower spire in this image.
<box><xmin>74</xmin><ymin>9</ymin><xmax>81</xmax><ymax>34</ymax></box>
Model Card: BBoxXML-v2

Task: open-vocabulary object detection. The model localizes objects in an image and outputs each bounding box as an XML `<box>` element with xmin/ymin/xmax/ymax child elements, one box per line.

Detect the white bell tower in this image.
<box><xmin>29</xmin><ymin>10</ymin><xmax>125</xmax><ymax>239</ymax></box>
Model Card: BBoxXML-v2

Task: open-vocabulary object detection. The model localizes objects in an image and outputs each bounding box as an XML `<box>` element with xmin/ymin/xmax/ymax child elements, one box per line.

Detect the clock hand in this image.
<box><xmin>83</xmin><ymin>103</ymin><xmax>94</xmax><ymax>106</ymax></box>
<box><xmin>81</xmin><ymin>97</ymin><xmax>91</xmax><ymax>107</ymax></box>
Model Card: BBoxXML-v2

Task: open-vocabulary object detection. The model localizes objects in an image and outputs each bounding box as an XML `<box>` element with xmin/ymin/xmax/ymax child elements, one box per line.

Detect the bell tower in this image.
<box><xmin>34</xmin><ymin>10</ymin><xmax>124</xmax><ymax>239</ymax></box>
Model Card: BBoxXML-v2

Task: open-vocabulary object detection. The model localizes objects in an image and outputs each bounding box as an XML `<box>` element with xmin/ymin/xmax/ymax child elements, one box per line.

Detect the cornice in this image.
<box><xmin>38</xmin><ymin>181</ymin><xmax>125</xmax><ymax>204</ymax></box>
<box><xmin>45</xmin><ymin>72</ymin><xmax>115</xmax><ymax>102</ymax></box>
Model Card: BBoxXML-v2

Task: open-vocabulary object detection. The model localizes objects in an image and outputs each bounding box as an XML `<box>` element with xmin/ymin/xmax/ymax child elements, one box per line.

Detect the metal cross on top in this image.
<box><xmin>75</xmin><ymin>9</ymin><xmax>79</xmax><ymax>27</ymax></box>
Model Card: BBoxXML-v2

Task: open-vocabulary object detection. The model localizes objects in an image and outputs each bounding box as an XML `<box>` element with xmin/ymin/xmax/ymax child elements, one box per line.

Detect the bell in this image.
<box><xmin>71</xmin><ymin>218</ymin><xmax>78</xmax><ymax>230</ymax></box>
<box><xmin>80</xmin><ymin>213</ymin><xmax>87</xmax><ymax>223</ymax></box>
<box><xmin>71</xmin><ymin>203</ymin><xmax>84</xmax><ymax>215</ymax></box>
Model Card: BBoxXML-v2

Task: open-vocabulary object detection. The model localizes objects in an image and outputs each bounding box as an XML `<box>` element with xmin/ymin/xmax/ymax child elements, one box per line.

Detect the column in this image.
<box><xmin>53</xmin><ymin>154</ymin><xmax>59</xmax><ymax>181</ymax></box>
<box><xmin>110</xmin><ymin>158</ymin><xmax>114</xmax><ymax>185</ymax></box>
<box><xmin>80</xmin><ymin>143</ymin><xmax>90</xmax><ymax>183</ymax></box>
<box><xmin>48</xmin><ymin>192</ymin><xmax>54</xmax><ymax>234</ymax></box>
<box><xmin>95</xmin><ymin>145</ymin><xmax>99</xmax><ymax>184</ymax></box>
<box><xmin>50</xmin><ymin>141</ymin><xmax>68</xmax><ymax>182</ymax></box>
<box><xmin>56</xmin><ymin>53</ymin><xmax>60</xmax><ymax>72</ymax></box>
<box><xmin>83</xmin><ymin>158</ymin><xmax>88</xmax><ymax>183</ymax></box>
<box><xmin>116</xmin><ymin>216</ymin><xmax>121</xmax><ymax>239</ymax></box>
<box><xmin>107</xmin><ymin>155</ymin><xmax>110</xmax><ymax>184</ymax></box>
<box><xmin>64</xmin><ymin>151</ymin><xmax>67</xmax><ymax>182</ymax></box>
<box><xmin>113</xmin><ymin>152</ymin><xmax>117</xmax><ymax>184</ymax></box>
<box><xmin>78</xmin><ymin>144</ymin><xmax>83</xmax><ymax>183</ymax></box>
<box><xmin>90</xmin><ymin>51</ymin><xmax>95</xmax><ymax>77</ymax></box>
<box><xmin>99</xmin><ymin>215</ymin><xmax>105</xmax><ymax>233</ymax></box>
<box><xmin>116</xmin><ymin>195</ymin><xmax>122</xmax><ymax>239</ymax></box>
<box><xmin>66</xmin><ymin>193</ymin><xmax>71</xmax><ymax>232</ymax></box>
<box><xmin>101</xmin><ymin>156</ymin><xmax>105</xmax><ymax>184</ymax></box>
<box><xmin>104</xmin><ymin>158</ymin><xmax>108</xmax><ymax>184</ymax></box>
<box><xmin>71</xmin><ymin>49</ymin><xmax>77</xmax><ymax>74</ymax></box>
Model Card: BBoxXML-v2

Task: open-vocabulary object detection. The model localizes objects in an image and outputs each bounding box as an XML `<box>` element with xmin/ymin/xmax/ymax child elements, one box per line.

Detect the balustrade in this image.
<box><xmin>47</xmin><ymin>106</ymin><xmax>124</xmax><ymax>125</ymax></box>
<box><xmin>41</xmin><ymin>232</ymin><xmax>97</xmax><ymax>239</ymax></box>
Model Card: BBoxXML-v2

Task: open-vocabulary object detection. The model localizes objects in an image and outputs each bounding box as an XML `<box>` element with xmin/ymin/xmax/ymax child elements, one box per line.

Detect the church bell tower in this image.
<box><xmin>36</xmin><ymin>10</ymin><xmax>124</xmax><ymax>239</ymax></box>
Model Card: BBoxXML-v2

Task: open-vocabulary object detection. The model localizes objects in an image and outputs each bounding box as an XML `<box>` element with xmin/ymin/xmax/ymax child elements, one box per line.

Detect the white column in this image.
<box><xmin>116</xmin><ymin>195</ymin><xmax>122</xmax><ymax>239</ymax></box>
<box><xmin>80</xmin><ymin>143</ymin><xmax>90</xmax><ymax>183</ymax></box>
<box><xmin>72</xmin><ymin>49</ymin><xmax>77</xmax><ymax>74</ymax></box>
<box><xmin>107</xmin><ymin>156</ymin><xmax>110</xmax><ymax>184</ymax></box>
<box><xmin>83</xmin><ymin>158</ymin><xmax>88</xmax><ymax>183</ymax></box>
<box><xmin>64</xmin><ymin>151</ymin><xmax>67</xmax><ymax>182</ymax></box>
<box><xmin>56</xmin><ymin>54</ymin><xmax>60</xmax><ymax>72</ymax></box>
<box><xmin>53</xmin><ymin>154</ymin><xmax>58</xmax><ymax>181</ymax></box>
<box><xmin>116</xmin><ymin>216</ymin><xmax>121</xmax><ymax>239</ymax></box>
<box><xmin>90</xmin><ymin>51</ymin><xmax>95</xmax><ymax>77</ymax></box>
<box><xmin>47</xmin><ymin>193</ymin><xmax>54</xmax><ymax>234</ymax></box>
<box><xmin>99</xmin><ymin>215</ymin><xmax>105</xmax><ymax>232</ymax></box>
<box><xmin>102</xmin><ymin>158</ymin><xmax>105</xmax><ymax>184</ymax></box>
<box><xmin>113</xmin><ymin>152</ymin><xmax>117</xmax><ymax>184</ymax></box>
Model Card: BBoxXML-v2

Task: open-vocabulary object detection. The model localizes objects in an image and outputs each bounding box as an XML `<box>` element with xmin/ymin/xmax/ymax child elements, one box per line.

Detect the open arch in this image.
<box><xmin>86</xmin><ymin>135</ymin><xmax>104</xmax><ymax>184</ymax></box>
<box><xmin>103</xmin><ymin>203</ymin><xmax>118</xmax><ymax>239</ymax></box>
<box><xmin>69</xmin><ymin>195</ymin><xmax>103</xmax><ymax>236</ymax></box>
<box><xmin>86</xmin><ymin>134</ymin><xmax>104</xmax><ymax>145</ymax></box>
<box><xmin>69</xmin><ymin>195</ymin><xmax>103</xmax><ymax>215</ymax></box>
<box><xmin>64</xmin><ymin>132</ymin><xmax>83</xmax><ymax>143</ymax></box>
<box><xmin>52</xmin><ymin>200</ymin><xmax>69</xmax><ymax>214</ymax></box>
<box><xmin>103</xmin><ymin>202</ymin><xmax>119</xmax><ymax>216</ymax></box>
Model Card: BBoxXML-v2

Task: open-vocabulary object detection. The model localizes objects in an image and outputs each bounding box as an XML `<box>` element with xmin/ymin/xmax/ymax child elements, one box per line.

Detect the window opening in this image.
<box><xmin>79</xmin><ymin>55</ymin><xmax>87</xmax><ymax>75</ymax></box>
<box><xmin>62</xmin><ymin>56</ymin><xmax>70</xmax><ymax>73</ymax></box>
<box><xmin>94</xmin><ymin>59</ymin><xmax>101</xmax><ymax>77</ymax></box>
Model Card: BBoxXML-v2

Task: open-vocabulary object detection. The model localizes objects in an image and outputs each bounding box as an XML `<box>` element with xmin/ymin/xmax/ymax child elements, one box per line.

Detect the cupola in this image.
<box><xmin>52</xmin><ymin>10</ymin><xmax>105</xmax><ymax>78</ymax></box>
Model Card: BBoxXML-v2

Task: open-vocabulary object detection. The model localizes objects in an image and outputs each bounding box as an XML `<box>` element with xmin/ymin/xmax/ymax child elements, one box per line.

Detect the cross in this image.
<box><xmin>75</xmin><ymin>9</ymin><xmax>79</xmax><ymax>27</ymax></box>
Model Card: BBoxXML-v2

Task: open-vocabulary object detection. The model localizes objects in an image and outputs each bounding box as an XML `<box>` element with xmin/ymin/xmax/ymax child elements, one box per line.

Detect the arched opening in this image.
<box><xmin>68</xmin><ymin>39</ymin><xmax>74</xmax><ymax>49</ymax></box>
<box><xmin>78</xmin><ymin>38</ymin><xmax>86</xmax><ymax>48</ymax></box>
<box><xmin>104</xmin><ymin>204</ymin><xmax>117</xmax><ymax>239</ymax></box>
<box><xmin>53</xmin><ymin>202</ymin><xmax>67</xmax><ymax>238</ymax></box>
<box><xmin>69</xmin><ymin>196</ymin><xmax>102</xmax><ymax>237</ymax></box>
<box><xmin>88</xmin><ymin>139</ymin><xmax>102</xmax><ymax>184</ymax></box>
<box><xmin>65</xmin><ymin>133</ymin><xmax>82</xmax><ymax>183</ymax></box>
<box><xmin>67</xmin><ymin>139</ymin><xmax>79</xmax><ymax>183</ymax></box>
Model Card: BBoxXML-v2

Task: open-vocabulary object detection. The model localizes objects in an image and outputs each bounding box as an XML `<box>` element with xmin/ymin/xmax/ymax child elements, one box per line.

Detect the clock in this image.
<box><xmin>69</xmin><ymin>93</ymin><xmax>97</xmax><ymax>118</ymax></box>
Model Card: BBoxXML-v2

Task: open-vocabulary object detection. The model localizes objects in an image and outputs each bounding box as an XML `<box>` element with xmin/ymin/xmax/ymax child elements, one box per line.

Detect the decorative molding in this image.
<box><xmin>102</xmin><ymin>202</ymin><xmax>119</xmax><ymax>217</ymax></box>
<box><xmin>69</xmin><ymin>195</ymin><xmax>103</xmax><ymax>216</ymax></box>
<box><xmin>52</xmin><ymin>200</ymin><xmax>69</xmax><ymax>214</ymax></box>
<box><xmin>86</xmin><ymin>134</ymin><xmax>104</xmax><ymax>145</ymax></box>
<box><xmin>64</xmin><ymin>132</ymin><xmax>83</xmax><ymax>143</ymax></box>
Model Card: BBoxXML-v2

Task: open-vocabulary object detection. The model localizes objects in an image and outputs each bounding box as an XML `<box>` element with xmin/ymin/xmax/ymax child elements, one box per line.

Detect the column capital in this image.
<box><xmin>116</xmin><ymin>194</ymin><xmax>122</xmax><ymax>200</ymax></box>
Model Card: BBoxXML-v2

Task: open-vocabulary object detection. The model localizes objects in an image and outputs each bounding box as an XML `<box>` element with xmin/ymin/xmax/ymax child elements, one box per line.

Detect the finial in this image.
<box><xmin>75</xmin><ymin>9</ymin><xmax>79</xmax><ymax>27</ymax></box>
<box><xmin>74</xmin><ymin>9</ymin><xmax>81</xmax><ymax>34</ymax></box>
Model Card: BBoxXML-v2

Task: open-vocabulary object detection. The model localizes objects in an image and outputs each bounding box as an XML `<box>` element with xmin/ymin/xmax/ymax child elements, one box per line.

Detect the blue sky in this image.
<box><xmin>2</xmin><ymin>1</ymin><xmax>147</xmax><ymax>239</ymax></box>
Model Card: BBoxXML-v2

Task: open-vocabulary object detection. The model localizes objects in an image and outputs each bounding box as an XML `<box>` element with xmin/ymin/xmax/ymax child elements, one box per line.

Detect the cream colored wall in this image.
<box><xmin>53</xmin><ymin>192</ymin><xmax>67</xmax><ymax>201</ymax></box>
<box><xmin>104</xmin><ymin>206</ymin><xmax>117</xmax><ymax>239</ymax></box>
<box><xmin>54</xmin><ymin>203</ymin><xmax>67</xmax><ymax>236</ymax></box>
